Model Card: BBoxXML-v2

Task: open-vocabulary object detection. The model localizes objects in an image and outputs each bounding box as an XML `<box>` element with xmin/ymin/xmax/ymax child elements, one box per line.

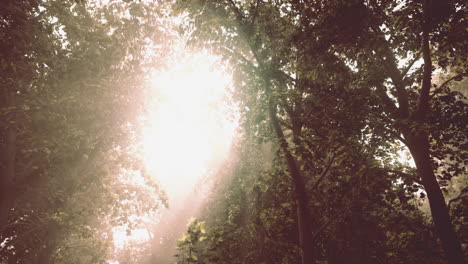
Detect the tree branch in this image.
<box><xmin>448</xmin><ymin>191</ymin><xmax>467</xmax><ymax>210</ymax></box>
<box><xmin>430</xmin><ymin>72</ymin><xmax>467</xmax><ymax>97</ymax></box>
<box><xmin>415</xmin><ymin>1</ymin><xmax>433</xmax><ymax>119</ymax></box>
<box><xmin>402</xmin><ymin>51</ymin><xmax>422</xmax><ymax>77</ymax></box>
<box><xmin>367</xmin><ymin>111</ymin><xmax>408</xmax><ymax>145</ymax></box>
<box><xmin>311</xmin><ymin>206</ymin><xmax>347</xmax><ymax>242</ymax></box>
<box><xmin>371</xmin><ymin>25</ymin><xmax>409</xmax><ymax>117</ymax></box>
<box><xmin>311</xmin><ymin>152</ymin><xmax>336</xmax><ymax>191</ymax></box>
<box><xmin>249</xmin><ymin>0</ymin><xmax>261</xmax><ymax>26</ymax></box>
<box><xmin>228</xmin><ymin>0</ymin><xmax>246</xmax><ymax>25</ymax></box>
<box><xmin>220</xmin><ymin>45</ymin><xmax>256</xmax><ymax>70</ymax></box>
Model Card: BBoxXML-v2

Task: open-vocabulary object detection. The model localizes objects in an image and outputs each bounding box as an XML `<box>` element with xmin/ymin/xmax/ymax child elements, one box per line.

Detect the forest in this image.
<box><xmin>0</xmin><ymin>0</ymin><xmax>467</xmax><ymax>264</ymax></box>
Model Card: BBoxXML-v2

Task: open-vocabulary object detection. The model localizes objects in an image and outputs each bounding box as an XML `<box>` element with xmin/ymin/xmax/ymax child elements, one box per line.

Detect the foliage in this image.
<box><xmin>175</xmin><ymin>218</ymin><xmax>207</xmax><ymax>264</ymax></box>
<box><xmin>1</xmin><ymin>0</ymin><xmax>466</xmax><ymax>263</ymax></box>
<box><xmin>175</xmin><ymin>0</ymin><xmax>467</xmax><ymax>263</ymax></box>
<box><xmin>0</xmin><ymin>1</ymin><xmax>169</xmax><ymax>263</ymax></box>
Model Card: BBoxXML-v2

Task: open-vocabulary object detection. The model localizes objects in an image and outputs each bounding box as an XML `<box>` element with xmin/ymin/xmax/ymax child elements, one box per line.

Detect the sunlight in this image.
<box><xmin>108</xmin><ymin>50</ymin><xmax>239</xmax><ymax>258</ymax></box>
<box><xmin>112</xmin><ymin>226</ymin><xmax>151</xmax><ymax>249</ymax></box>
<box><xmin>142</xmin><ymin>51</ymin><xmax>238</xmax><ymax>200</ymax></box>
<box><xmin>108</xmin><ymin>170</ymin><xmax>162</xmax><ymax>252</ymax></box>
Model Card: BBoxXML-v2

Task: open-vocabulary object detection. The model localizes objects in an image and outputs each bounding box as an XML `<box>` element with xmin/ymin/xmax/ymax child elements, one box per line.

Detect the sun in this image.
<box><xmin>110</xmin><ymin>50</ymin><xmax>238</xmax><ymax>256</ymax></box>
<box><xmin>141</xmin><ymin>51</ymin><xmax>238</xmax><ymax>200</ymax></box>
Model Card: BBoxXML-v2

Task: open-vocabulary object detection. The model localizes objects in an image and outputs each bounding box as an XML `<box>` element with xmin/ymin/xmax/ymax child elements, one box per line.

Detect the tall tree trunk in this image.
<box><xmin>227</xmin><ymin>2</ymin><xmax>315</xmax><ymax>259</ymax></box>
<box><xmin>400</xmin><ymin>2</ymin><xmax>464</xmax><ymax>261</ymax></box>
<box><xmin>267</xmin><ymin>99</ymin><xmax>314</xmax><ymax>264</ymax></box>
<box><xmin>405</xmin><ymin>132</ymin><xmax>465</xmax><ymax>264</ymax></box>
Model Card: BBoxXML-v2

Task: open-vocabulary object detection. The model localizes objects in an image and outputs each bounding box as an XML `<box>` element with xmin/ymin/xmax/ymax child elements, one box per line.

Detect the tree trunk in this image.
<box><xmin>267</xmin><ymin>99</ymin><xmax>314</xmax><ymax>264</ymax></box>
<box><xmin>405</xmin><ymin>133</ymin><xmax>465</xmax><ymax>264</ymax></box>
<box><xmin>226</xmin><ymin>2</ymin><xmax>315</xmax><ymax>260</ymax></box>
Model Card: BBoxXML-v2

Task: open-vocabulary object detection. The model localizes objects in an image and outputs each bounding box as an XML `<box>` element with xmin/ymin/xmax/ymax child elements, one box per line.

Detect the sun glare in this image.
<box><xmin>142</xmin><ymin>51</ymin><xmax>238</xmax><ymax>200</ymax></box>
<box><xmin>112</xmin><ymin>225</ymin><xmax>151</xmax><ymax>249</ymax></box>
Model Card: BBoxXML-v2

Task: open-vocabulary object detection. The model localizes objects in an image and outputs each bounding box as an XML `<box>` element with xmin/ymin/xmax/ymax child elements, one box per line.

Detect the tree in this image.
<box><xmin>0</xmin><ymin>1</ymin><xmax>168</xmax><ymax>263</ymax></box>
<box><xmin>300</xmin><ymin>1</ymin><xmax>466</xmax><ymax>262</ymax></box>
<box><xmin>175</xmin><ymin>0</ymin><xmax>466</xmax><ymax>263</ymax></box>
<box><xmin>176</xmin><ymin>128</ymin><xmax>448</xmax><ymax>263</ymax></box>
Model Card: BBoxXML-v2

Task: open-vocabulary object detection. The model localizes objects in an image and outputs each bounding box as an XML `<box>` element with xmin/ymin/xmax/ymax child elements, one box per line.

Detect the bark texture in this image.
<box><xmin>405</xmin><ymin>133</ymin><xmax>465</xmax><ymax>264</ymax></box>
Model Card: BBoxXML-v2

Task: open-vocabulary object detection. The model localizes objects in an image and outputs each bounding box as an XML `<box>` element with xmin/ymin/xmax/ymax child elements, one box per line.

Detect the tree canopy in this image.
<box><xmin>174</xmin><ymin>0</ymin><xmax>467</xmax><ymax>263</ymax></box>
<box><xmin>1</xmin><ymin>1</ymin><xmax>466</xmax><ymax>264</ymax></box>
<box><xmin>1</xmin><ymin>1</ymin><xmax>170</xmax><ymax>263</ymax></box>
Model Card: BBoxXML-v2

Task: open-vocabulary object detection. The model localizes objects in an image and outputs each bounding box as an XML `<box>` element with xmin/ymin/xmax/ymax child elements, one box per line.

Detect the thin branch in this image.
<box><xmin>311</xmin><ymin>206</ymin><xmax>347</xmax><ymax>242</ymax></box>
<box><xmin>311</xmin><ymin>152</ymin><xmax>336</xmax><ymax>191</ymax></box>
<box><xmin>367</xmin><ymin>111</ymin><xmax>408</xmax><ymax>145</ymax></box>
<box><xmin>228</xmin><ymin>0</ymin><xmax>246</xmax><ymax>24</ymax></box>
<box><xmin>448</xmin><ymin>195</ymin><xmax>466</xmax><ymax>210</ymax></box>
<box><xmin>249</xmin><ymin>0</ymin><xmax>261</xmax><ymax>26</ymax></box>
<box><xmin>227</xmin><ymin>0</ymin><xmax>263</xmax><ymax>67</ymax></box>
<box><xmin>220</xmin><ymin>45</ymin><xmax>256</xmax><ymax>70</ymax></box>
<box><xmin>272</xmin><ymin>69</ymin><xmax>297</xmax><ymax>84</ymax></box>
<box><xmin>402</xmin><ymin>51</ymin><xmax>422</xmax><ymax>77</ymax></box>
<box><xmin>0</xmin><ymin>221</ymin><xmax>31</xmax><ymax>233</ymax></box>
<box><xmin>430</xmin><ymin>72</ymin><xmax>467</xmax><ymax>97</ymax></box>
